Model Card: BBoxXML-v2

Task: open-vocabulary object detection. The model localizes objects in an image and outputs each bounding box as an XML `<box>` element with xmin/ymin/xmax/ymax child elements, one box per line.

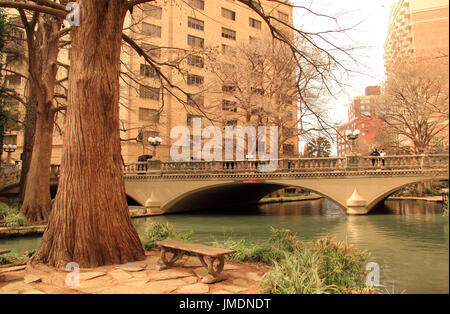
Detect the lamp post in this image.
<box><xmin>2</xmin><ymin>144</ymin><xmax>17</xmax><ymax>165</ymax></box>
<box><xmin>345</xmin><ymin>129</ymin><xmax>360</xmax><ymax>155</ymax></box>
<box><xmin>148</xmin><ymin>136</ymin><xmax>162</xmax><ymax>159</ymax></box>
<box><xmin>344</xmin><ymin>129</ymin><xmax>361</xmax><ymax>170</ymax></box>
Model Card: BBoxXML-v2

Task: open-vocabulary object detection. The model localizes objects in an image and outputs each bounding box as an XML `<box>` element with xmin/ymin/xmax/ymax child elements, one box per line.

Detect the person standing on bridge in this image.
<box><xmin>379</xmin><ymin>149</ymin><xmax>386</xmax><ymax>167</ymax></box>
<box><xmin>370</xmin><ymin>148</ymin><xmax>380</xmax><ymax>167</ymax></box>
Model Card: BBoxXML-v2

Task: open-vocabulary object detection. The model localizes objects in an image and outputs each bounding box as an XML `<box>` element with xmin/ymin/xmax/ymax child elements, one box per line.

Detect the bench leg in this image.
<box><xmin>198</xmin><ymin>255</ymin><xmax>226</xmax><ymax>284</ymax></box>
<box><xmin>157</xmin><ymin>247</ymin><xmax>185</xmax><ymax>270</ymax></box>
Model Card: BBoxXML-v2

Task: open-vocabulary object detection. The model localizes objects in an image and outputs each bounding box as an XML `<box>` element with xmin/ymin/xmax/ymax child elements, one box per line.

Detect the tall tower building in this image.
<box><xmin>384</xmin><ymin>0</ymin><xmax>449</xmax><ymax>73</ymax></box>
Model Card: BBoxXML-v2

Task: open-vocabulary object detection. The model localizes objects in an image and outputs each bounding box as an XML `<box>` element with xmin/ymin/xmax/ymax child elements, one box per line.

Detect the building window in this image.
<box><xmin>221</xmin><ymin>27</ymin><xmax>236</xmax><ymax>40</ymax></box>
<box><xmin>283</xmin><ymin>144</ymin><xmax>294</xmax><ymax>155</ymax></box>
<box><xmin>187</xmin><ymin>94</ymin><xmax>204</xmax><ymax>106</ymax></box>
<box><xmin>187</xmin><ymin>35</ymin><xmax>204</xmax><ymax>48</ymax></box>
<box><xmin>142</xmin><ymin>23</ymin><xmax>161</xmax><ymax>37</ymax></box>
<box><xmin>6</xmin><ymin>74</ymin><xmax>21</xmax><ymax>85</ymax></box>
<box><xmin>142</xmin><ymin>4</ymin><xmax>162</xmax><ymax>19</ymax></box>
<box><xmin>187</xmin><ymin>114</ymin><xmax>202</xmax><ymax>127</ymax></box>
<box><xmin>251</xmin><ymin>87</ymin><xmax>264</xmax><ymax>95</ymax></box>
<box><xmin>140</xmin><ymin>64</ymin><xmax>159</xmax><ymax>78</ymax></box>
<box><xmin>278</xmin><ymin>11</ymin><xmax>289</xmax><ymax>23</ymax></box>
<box><xmin>361</xmin><ymin>111</ymin><xmax>371</xmax><ymax>117</ymax></box>
<box><xmin>221</xmin><ymin>44</ymin><xmax>235</xmax><ymax>55</ymax></box>
<box><xmin>141</xmin><ymin>43</ymin><xmax>161</xmax><ymax>58</ymax></box>
<box><xmin>187</xmin><ymin>55</ymin><xmax>204</xmax><ymax>68</ymax></box>
<box><xmin>361</xmin><ymin>123</ymin><xmax>365</xmax><ymax>129</ymax></box>
<box><xmin>225</xmin><ymin>119</ymin><xmax>237</xmax><ymax>127</ymax></box>
<box><xmin>221</xmin><ymin>8</ymin><xmax>236</xmax><ymax>20</ymax></box>
<box><xmin>249</xmin><ymin>18</ymin><xmax>261</xmax><ymax>29</ymax></box>
<box><xmin>222</xmin><ymin>85</ymin><xmax>236</xmax><ymax>93</ymax></box>
<box><xmin>188</xmin><ymin>17</ymin><xmax>204</xmax><ymax>31</ymax></box>
<box><xmin>139</xmin><ymin>85</ymin><xmax>160</xmax><ymax>100</ymax></box>
<box><xmin>2</xmin><ymin>134</ymin><xmax>17</xmax><ymax>146</ymax></box>
<box><xmin>188</xmin><ymin>0</ymin><xmax>204</xmax><ymax>10</ymax></box>
<box><xmin>139</xmin><ymin>108</ymin><xmax>159</xmax><ymax>122</ymax></box>
<box><xmin>222</xmin><ymin>99</ymin><xmax>237</xmax><ymax>112</ymax></box>
<box><xmin>187</xmin><ymin>74</ymin><xmax>204</xmax><ymax>85</ymax></box>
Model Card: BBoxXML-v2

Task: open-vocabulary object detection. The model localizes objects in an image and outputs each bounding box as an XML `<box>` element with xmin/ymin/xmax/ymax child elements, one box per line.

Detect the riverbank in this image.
<box><xmin>387</xmin><ymin>195</ymin><xmax>445</xmax><ymax>202</ymax></box>
<box><xmin>259</xmin><ymin>193</ymin><xmax>322</xmax><ymax>204</ymax></box>
<box><xmin>0</xmin><ymin>250</ymin><xmax>268</xmax><ymax>294</ymax></box>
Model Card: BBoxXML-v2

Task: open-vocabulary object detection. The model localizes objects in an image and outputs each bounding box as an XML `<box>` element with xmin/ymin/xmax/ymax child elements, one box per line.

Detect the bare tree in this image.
<box><xmin>378</xmin><ymin>60</ymin><xmax>449</xmax><ymax>154</ymax></box>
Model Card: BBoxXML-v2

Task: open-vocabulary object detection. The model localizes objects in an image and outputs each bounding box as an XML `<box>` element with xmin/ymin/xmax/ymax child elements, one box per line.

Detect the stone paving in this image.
<box><xmin>0</xmin><ymin>250</ymin><xmax>268</xmax><ymax>294</ymax></box>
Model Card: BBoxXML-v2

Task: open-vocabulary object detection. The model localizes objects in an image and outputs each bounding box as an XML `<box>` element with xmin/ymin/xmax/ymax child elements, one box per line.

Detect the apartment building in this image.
<box><xmin>336</xmin><ymin>86</ymin><xmax>383</xmax><ymax>157</ymax></box>
<box><xmin>384</xmin><ymin>0</ymin><xmax>449</xmax><ymax>73</ymax></box>
<box><xmin>1</xmin><ymin>0</ymin><xmax>298</xmax><ymax>165</ymax></box>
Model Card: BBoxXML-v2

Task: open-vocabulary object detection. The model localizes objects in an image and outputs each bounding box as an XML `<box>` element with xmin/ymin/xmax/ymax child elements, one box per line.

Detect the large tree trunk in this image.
<box><xmin>19</xmin><ymin>86</ymin><xmax>38</xmax><ymax>202</ymax></box>
<box><xmin>20</xmin><ymin>105</ymin><xmax>54</xmax><ymax>224</ymax></box>
<box><xmin>33</xmin><ymin>1</ymin><xmax>145</xmax><ymax>268</ymax></box>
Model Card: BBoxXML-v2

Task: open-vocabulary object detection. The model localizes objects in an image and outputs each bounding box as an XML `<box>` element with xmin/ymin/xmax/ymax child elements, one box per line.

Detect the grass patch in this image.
<box><xmin>140</xmin><ymin>222</ymin><xmax>194</xmax><ymax>250</ymax></box>
<box><xmin>0</xmin><ymin>202</ymin><xmax>29</xmax><ymax>228</ymax></box>
<box><xmin>213</xmin><ymin>228</ymin><xmax>374</xmax><ymax>294</ymax></box>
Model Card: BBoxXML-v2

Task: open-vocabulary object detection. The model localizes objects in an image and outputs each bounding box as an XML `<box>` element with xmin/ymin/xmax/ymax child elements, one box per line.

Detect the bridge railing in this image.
<box><xmin>122</xmin><ymin>154</ymin><xmax>449</xmax><ymax>175</ymax></box>
<box><xmin>0</xmin><ymin>165</ymin><xmax>21</xmax><ymax>190</ymax></box>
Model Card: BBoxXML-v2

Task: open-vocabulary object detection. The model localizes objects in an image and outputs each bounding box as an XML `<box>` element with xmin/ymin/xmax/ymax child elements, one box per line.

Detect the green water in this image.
<box><xmin>1</xmin><ymin>199</ymin><xmax>448</xmax><ymax>294</ymax></box>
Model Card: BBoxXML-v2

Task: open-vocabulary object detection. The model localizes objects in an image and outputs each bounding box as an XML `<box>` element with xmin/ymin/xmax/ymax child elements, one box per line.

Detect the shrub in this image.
<box><xmin>141</xmin><ymin>222</ymin><xmax>193</xmax><ymax>250</ymax></box>
<box><xmin>261</xmin><ymin>251</ymin><xmax>328</xmax><ymax>294</ymax></box>
<box><xmin>443</xmin><ymin>201</ymin><xmax>449</xmax><ymax>217</ymax></box>
<box><xmin>4</xmin><ymin>212</ymin><xmax>29</xmax><ymax>228</ymax></box>
<box><xmin>0</xmin><ymin>252</ymin><xmax>20</xmax><ymax>265</ymax></box>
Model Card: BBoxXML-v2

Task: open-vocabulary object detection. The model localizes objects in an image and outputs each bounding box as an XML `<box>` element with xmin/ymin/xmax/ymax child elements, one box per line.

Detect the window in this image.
<box><xmin>187</xmin><ymin>94</ymin><xmax>204</xmax><ymax>106</ymax></box>
<box><xmin>222</xmin><ymin>85</ymin><xmax>236</xmax><ymax>93</ymax></box>
<box><xmin>2</xmin><ymin>135</ymin><xmax>17</xmax><ymax>146</ymax></box>
<box><xmin>225</xmin><ymin>119</ymin><xmax>237</xmax><ymax>127</ymax></box>
<box><xmin>187</xmin><ymin>35</ymin><xmax>204</xmax><ymax>48</ymax></box>
<box><xmin>221</xmin><ymin>27</ymin><xmax>236</xmax><ymax>40</ymax></box>
<box><xmin>142</xmin><ymin>23</ymin><xmax>161</xmax><ymax>37</ymax></box>
<box><xmin>361</xmin><ymin>123</ymin><xmax>365</xmax><ymax>129</ymax></box>
<box><xmin>222</xmin><ymin>99</ymin><xmax>237</xmax><ymax>112</ymax></box>
<box><xmin>221</xmin><ymin>44</ymin><xmax>235</xmax><ymax>55</ymax></box>
<box><xmin>187</xmin><ymin>74</ymin><xmax>204</xmax><ymax>85</ymax></box>
<box><xmin>140</xmin><ymin>64</ymin><xmax>159</xmax><ymax>78</ymax></box>
<box><xmin>360</xmin><ymin>99</ymin><xmax>370</xmax><ymax>104</ymax></box>
<box><xmin>188</xmin><ymin>0</ymin><xmax>204</xmax><ymax>10</ymax></box>
<box><xmin>141</xmin><ymin>43</ymin><xmax>161</xmax><ymax>58</ymax></box>
<box><xmin>143</xmin><ymin>4</ymin><xmax>162</xmax><ymax>19</ymax></box>
<box><xmin>139</xmin><ymin>108</ymin><xmax>159</xmax><ymax>122</ymax></box>
<box><xmin>139</xmin><ymin>85</ymin><xmax>160</xmax><ymax>100</ymax></box>
<box><xmin>361</xmin><ymin>111</ymin><xmax>371</xmax><ymax>117</ymax></box>
<box><xmin>278</xmin><ymin>11</ymin><xmax>289</xmax><ymax>23</ymax></box>
<box><xmin>187</xmin><ymin>55</ymin><xmax>204</xmax><ymax>68</ymax></box>
<box><xmin>283</xmin><ymin>144</ymin><xmax>294</xmax><ymax>155</ymax></box>
<box><xmin>188</xmin><ymin>17</ymin><xmax>204</xmax><ymax>31</ymax></box>
<box><xmin>249</xmin><ymin>18</ymin><xmax>261</xmax><ymax>29</ymax></box>
<box><xmin>187</xmin><ymin>114</ymin><xmax>202</xmax><ymax>127</ymax></box>
<box><xmin>6</xmin><ymin>74</ymin><xmax>21</xmax><ymax>85</ymax></box>
<box><xmin>251</xmin><ymin>87</ymin><xmax>264</xmax><ymax>95</ymax></box>
<box><xmin>221</xmin><ymin>8</ymin><xmax>236</xmax><ymax>20</ymax></box>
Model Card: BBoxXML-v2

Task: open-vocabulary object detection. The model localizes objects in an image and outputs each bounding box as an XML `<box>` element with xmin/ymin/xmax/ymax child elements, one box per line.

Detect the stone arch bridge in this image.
<box><xmin>1</xmin><ymin>154</ymin><xmax>448</xmax><ymax>215</ymax></box>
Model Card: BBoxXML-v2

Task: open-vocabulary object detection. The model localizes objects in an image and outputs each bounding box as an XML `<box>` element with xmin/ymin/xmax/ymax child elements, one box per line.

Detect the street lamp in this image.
<box><xmin>2</xmin><ymin>144</ymin><xmax>17</xmax><ymax>164</ymax></box>
<box><xmin>148</xmin><ymin>136</ymin><xmax>162</xmax><ymax>159</ymax></box>
<box><xmin>345</xmin><ymin>129</ymin><xmax>360</xmax><ymax>155</ymax></box>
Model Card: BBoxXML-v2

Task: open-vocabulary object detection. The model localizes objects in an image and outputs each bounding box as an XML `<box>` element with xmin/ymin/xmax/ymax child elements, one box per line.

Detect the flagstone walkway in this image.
<box><xmin>0</xmin><ymin>250</ymin><xmax>269</xmax><ymax>294</ymax></box>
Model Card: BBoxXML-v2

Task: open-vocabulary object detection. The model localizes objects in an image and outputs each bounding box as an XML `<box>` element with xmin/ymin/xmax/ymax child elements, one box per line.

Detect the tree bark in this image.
<box><xmin>33</xmin><ymin>0</ymin><xmax>145</xmax><ymax>268</ymax></box>
<box><xmin>20</xmin><ymin>104</ymin><xmax>54</xmax><ymax>224</ymax></box>
<box><xmin>19</xmin><ymin>86</ymin><xmax>38</xmax><ymax>202</ymax></box>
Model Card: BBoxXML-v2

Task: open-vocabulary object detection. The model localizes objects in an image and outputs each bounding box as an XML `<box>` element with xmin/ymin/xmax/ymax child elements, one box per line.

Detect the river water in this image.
<box><xmin>1</xmin><ymin>199</ymin><xmax>448</xmax><ymax>294</ymax></box>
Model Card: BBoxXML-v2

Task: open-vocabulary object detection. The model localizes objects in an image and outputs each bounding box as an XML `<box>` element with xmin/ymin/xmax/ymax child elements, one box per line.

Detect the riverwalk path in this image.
<box><xmin>0</xmin><ymin>250</ymin><xmax>268</xmax><ymax>294</ymax></box>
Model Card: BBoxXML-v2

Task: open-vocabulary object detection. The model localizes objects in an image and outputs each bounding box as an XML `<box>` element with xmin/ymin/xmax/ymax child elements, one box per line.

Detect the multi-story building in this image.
<box><xmin>384</xmin><ymin>0</ymin><xmax>449</xmax><ymax>73</ymax></box>
<box><xmin>1</xmin><ymin>0</ymin><xmax>298</xmax><ymax>165</ymax></box>
<box><xmin>337</xmin><ymin>86</ymin><xmax>383</xmax><ymax>157</ymax></box>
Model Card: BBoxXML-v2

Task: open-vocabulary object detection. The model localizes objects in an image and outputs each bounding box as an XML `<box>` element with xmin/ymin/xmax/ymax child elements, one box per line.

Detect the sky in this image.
<box><xmin>291</xmin><ymin>0</ymin><xmax>397</xmax><ymax>152</ymax></box>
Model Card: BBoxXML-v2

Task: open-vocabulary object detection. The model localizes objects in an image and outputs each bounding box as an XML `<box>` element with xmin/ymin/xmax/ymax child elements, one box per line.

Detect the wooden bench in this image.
<box><xmin>153</xmin><ymin>240</ymin><xmax>235</xmax><ymax>283</ymax></box>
